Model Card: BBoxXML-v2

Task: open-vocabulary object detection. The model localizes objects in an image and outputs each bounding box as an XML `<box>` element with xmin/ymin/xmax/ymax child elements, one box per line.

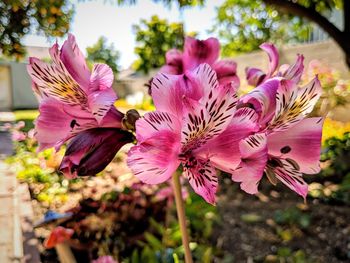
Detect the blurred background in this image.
<box><xmin>0</xmin><ymin>0</ymin><xmax>349</xmax><ymax>262</ymax></box>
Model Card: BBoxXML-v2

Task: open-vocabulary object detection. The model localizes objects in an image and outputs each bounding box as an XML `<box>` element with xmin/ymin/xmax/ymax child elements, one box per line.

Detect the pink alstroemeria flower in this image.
<box><xmin>160</xmin><ymin>36</ymin><xmax>240</xmax><ymax>87</ymax></box>
<box><xmin>27</xmin><ymin>34</ymin><xmax>133</xmax><ymax>178</ymax></box>
<box><xmin>92</xmin><ymin>256</ymin><xmax>118</xmax><ymax>263</ymax></box>
<box><xmin>128</xmin><ymin>64</ymin><xmax>258</xmax><ymax>204</ymax></box>
<box><xmin>232</xmin><ymin>54</ymin><xmax>323</xmax><ymax>198</ymax></box>
<box><xmin>246</xmin><ymin>43</ymin><xmax>304</xmax><ymax>87</ymax></box>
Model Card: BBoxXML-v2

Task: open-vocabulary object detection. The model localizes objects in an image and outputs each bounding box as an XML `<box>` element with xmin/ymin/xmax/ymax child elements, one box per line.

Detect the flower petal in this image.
<box><xmin>183</xmin><ymin>37</ymin><xmax>220</xmax><ymax>71</ymax></box>
<box><xmin>239</xmin><ymin>78</ymin><xmax>280</xmax><ymax>126</ymax></box>
<box><xmin>279</xmin><ymin>54</ymin><xmax>304</xmax><ymax>84</ymax></box>
<box><xmin>60</xmin><ymin>33</ymin><xmax>91</xmax><ymax>88</ymax></box>
<box><xmin>183</xmin><ymin>159</ymin><xmax>218</xmax><ymax>205</ymax></box>
<box><xmin>161</xmin><ymin>49</ymin><xmax>183</xmax><ymax>75</ymax></box>
<box><xmin>60</xmin><ymin>128</ymin><xmax>133</xmax><ymax>177</ymax></box>
<box><xmin>27</xmin><ymin>57</ymin><xmax>88</xmax><ymax>107</ymax></box>
<box><xmin>135</xmin><ymin>111</ymin><xmax>181</xmax><ymax>143</ymax></box>
<box><xmin>197</xmin><ymin>107</ymin><xmax>259</xmax><ymax>173</ymax></box>
<box><xmin>127</xmin><ymin>131</ymin><xmax>181</xmax><ymax>185</ymax></box>
<box><xmin>90</xmin><ymin>63</ymin><xmax>114</xmax><ymax>91</ymax></box>
<box><xmin>151</xmin><ymin>72</ymin><xmax>185</xmax><ymax>117</ymax></box>
<box><xmin>246</xmin><ymin>67</ymin><xmax>266</xmax><ymax>87</ymax></box>
<box><xmin>267</xmin><ymin>117</ymin><xmax>324</xmax><ymax>174</ymax></box>
<box><xmin>212</xmin><ymin>60</ymin><xmax>240</xmax><ymax>87</ymax></box>
<box><xmin>271</xmin><ymin>159</ymin><xmax>309</xmax><ymax>199</ymax></box>
<box><xmin>35</xmin><ymin>98</ymin><xmax>95</xmax><ymax>151</ymax></box>
<box><xmin>181</xmin><ymin>80</ymin><xmax>238</xmax><ymax>153</ymax></box>
<box><xmin>245</xmin><ymin>43</ymin><xmax>279</xmax><ymax>86</ymax></box>
<box><xmin>268</xmin><ymin>77</ymin><xmax>322</xmax><ymax>132</ymax></box>
<box><xmin>231</xmin><ymin>133</ymin><xmax>268</xmax><ymax>194</ymax></box>
<box><xmin>260</xmin><ymin>43</ymin><xmax>279</xmax><ymax>78</ymax></box>
<box><xmin>88</xmin><ymin>88</ymin><xmax>118</xmax><ymax>124</ymax></box>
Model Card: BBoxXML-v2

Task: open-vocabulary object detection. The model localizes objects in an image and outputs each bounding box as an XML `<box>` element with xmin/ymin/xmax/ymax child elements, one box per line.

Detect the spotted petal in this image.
<box><xmin>128</xmin><ymin>111</ymin><xmax>182</xmax><ymax>184</ymax></box>
<box><xmin>27</xmin><ymin>57</ymin><xmax>88</xmax><ymax>107</ymax></box>
<box><xmin>35</xmin><ymin>98</ymin><xmax>95</xmax><ymax>151</ymax></box>
<box><xmin>135</xmin><ymin>111</ymin><xmax>181</xmax><ymax>143</ymax></box>
<box><xmin>239</xmin><ymin>78</ymin><xmax>280</xmax><ymax>126</ymax></box>
<box><xmin>197</xmin><ymin>107</ymin><xmax>259</xmax><ymax>173</ymax></box>
<box><xmin>181</xmin><ymin>81</ymin><xmax>238</xmax><ymax>153</ymax></box>
<box><xmin>151</xmin><ymin>72</ymin><xmax>185</xmax><ymax>117</ymax></box>
<box><xmin>127</xmin><ymin>132</ymin><xmax>181</xmax><ymax>185</ymax></box>
<box><xmin>231</xmin><ymin>133</ymin><xmax>268</xmax><ymax>194</ymax></box>
<box><xmin>271</xmin><ymin>159</ymin><xmax>309</xmax><ymax>199</ymax></box>
<box><xmin>268</xmin><ymin>77</ymin><xmax>322</xmax><ymax>132</ymax></box>
<box><xmin>90</xmin><ymin>63</ymin><xmax>114</xmax><ymax>91</ymax></box>
<box><xmin>267</xmin><ymin>117</ymin><xmax>324</xmax><ymax>174</ymax></box>
<box><xmin>60</xmin><ymin>33</ymin><xmax>91</xmax><ymax>88</ymax></box>
<box><xmin>183</xmin><ymin>158</ymin><xmax>218</xmax><ymax>205</ymax></box>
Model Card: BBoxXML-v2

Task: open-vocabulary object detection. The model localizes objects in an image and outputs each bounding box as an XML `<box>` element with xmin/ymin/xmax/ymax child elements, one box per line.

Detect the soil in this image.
<box><xmin>213</xmin><ymin>178</ymin><xmax>350</xmax><ymax>263</ymax></box>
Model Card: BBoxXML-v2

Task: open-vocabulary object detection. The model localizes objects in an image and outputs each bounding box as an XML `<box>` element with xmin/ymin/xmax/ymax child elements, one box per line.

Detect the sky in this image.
<box><xmin>23</xmin><ymin>0</ymin><xmax>225</xmax><ymax>70</ymax></box>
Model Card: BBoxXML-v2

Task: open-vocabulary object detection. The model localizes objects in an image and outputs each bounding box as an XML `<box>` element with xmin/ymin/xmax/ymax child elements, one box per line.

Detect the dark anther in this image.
<box><xmin>122</xmin><ymin>109</ymin><xmax>141</xmax><ymax>131</ymax></box>
<box><xmin>268</xmin><ymin>158</ymin><xmax>283</xmax><ymax>168</ymax></box>
<box><xmin>280</xmin><ymin>145</ymin><xmax>292</xmax><ymax>154</ymax></box>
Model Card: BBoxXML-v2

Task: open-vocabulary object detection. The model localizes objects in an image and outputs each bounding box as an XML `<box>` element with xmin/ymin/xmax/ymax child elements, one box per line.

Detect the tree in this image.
<box><xmin>212</xmin><ymin>0</ymin><xmax>311</xmax><ymax>57</ymax></box>
<box><xmin>110</xmin><ymin>0</ymin><xmax>205</xmax><ymax>9</ymax></box>
<box><xmin>0</xmin><ymin>0</ymin><xmax>73</xmax><ymax>59</ymax></box>
<box><xmin>261</xmin><ymin>0</ymin><xmax>350</xmax><ymax>67</ymax></box>
<box><xmin>86</xmin><ymin>37</ymin><xmax>120</xmax><ymax>74</ymax></box>
<box><xmin>213</xmin><ymin>0</ymin><xmax>350</xmax><ymax>67</ymax></box>
<box><xmin>132</xmin><ymin>15</ymin><xmax>185</xmax><ymax>74</ymax></box>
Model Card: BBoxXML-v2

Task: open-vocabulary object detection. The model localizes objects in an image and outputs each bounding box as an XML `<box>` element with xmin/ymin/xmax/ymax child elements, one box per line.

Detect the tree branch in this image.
<box><xmin>263</xmin><ymin>0</ymin><xmax>350</xmax><ymax>54</ymax></box>
<box><xmin>344</xmin><ymin>0</ymin><xmax>350</xmax><ymax>35</ymax></box>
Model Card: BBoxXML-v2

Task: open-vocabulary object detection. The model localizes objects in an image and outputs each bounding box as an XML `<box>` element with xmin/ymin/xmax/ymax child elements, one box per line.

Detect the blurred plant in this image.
<box><xmin>265</xmin><ymin>247</ymin><xmax>311</xmax><ymax>263</ymax></box>
<box><xmin>86</xmin><ymin>36</ymin><xmax>120</xmax><ymax>75</ymax></box>
<box><xmin>311</xmin><ymin>132</ymin><xmax>350</xmax><ymax>204</ymax></box>
<box><xmin>303</xmin><ymin>60</ymin><xmax>350</xmax><ymax>116</ymax></box>
<box><xmin>212</xmin><ymin>0</ymin><xmax>311</xmax><ymax>56</ymax></box>
<box><xmin>0</xmin><ymin>0</ymin><xmax>73</xmax><ymax>59</ymax></box>
<box><xmin>109</xmin><ymin>0</ymin><xmax>205</xmax><ymax>9</ymax></box>
<box><xmin>132</xmin><ymin>15</ymin><xmax>185</xmax><ymax>74</ymax></box>
<box><xmin>321</xmin><ymin>118</ymin><xmax>350</xmax><ymax>145</ymax></box>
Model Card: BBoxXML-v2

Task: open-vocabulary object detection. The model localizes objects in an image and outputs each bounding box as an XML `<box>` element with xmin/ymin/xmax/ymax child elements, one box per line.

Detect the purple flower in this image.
<box><xmin>246</xmin><ymin>43</ymin><xmax>304</xmax><ymax>86</ymax></box>
<box><xmin>128</xmin><ymin>64</ymin><xmax>257</xmax><ymax>204</ymax></box>
<box><xmin>233</xmin><ymin>68</ymin><xmax>323</xmax><ymax>198</ymax></box>
<box><xmin>27</xmin><ymin>34</ymin><xmax>133</xmax><ymax>178</ymax></box>
<box><xmin>160</xmin><ymin>36</ymin><xmax>240</xmax><ymax>87</ymax></box>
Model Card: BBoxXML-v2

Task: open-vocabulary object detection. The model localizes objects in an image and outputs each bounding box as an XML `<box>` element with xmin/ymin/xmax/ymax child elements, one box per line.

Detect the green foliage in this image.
<box><xmin>212</xmin><ymin>0</ymin><xmax>312</xmax><ymax>56</ymax></box>
<box><xmin>313</xmin><ymin>133</ymin><xmax>350</xmax><ymax>204</ymax></box>
<box><xmin>274</xmin><ymin>208</ymin><xmax>311</xmax><ymax>229</ymax></box>
<box><xmin>132</xmin><ymin>15</ymin><xmax>185</xmax><ymax>74</ymax></box>
<box><xmin>0</xmin><ymin>0</ymin><xmax>73</xmax><ymax>59</ymax></box>
<box><xmin>107</xmin><ymin>0</ymin><xmax>205</xmax><ymax>8</ymax></box>
<box><xmin>86</xmin><ymin>36</ymin><xmax>120</xmax><ymax>74</ymax></box>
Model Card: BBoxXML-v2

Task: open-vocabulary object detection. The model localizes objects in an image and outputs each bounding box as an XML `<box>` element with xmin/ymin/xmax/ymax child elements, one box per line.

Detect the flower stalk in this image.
<box><xmin>172</xmin><ymin>172</ymin><xmax>193</xmax><ymax>263</ymax></box>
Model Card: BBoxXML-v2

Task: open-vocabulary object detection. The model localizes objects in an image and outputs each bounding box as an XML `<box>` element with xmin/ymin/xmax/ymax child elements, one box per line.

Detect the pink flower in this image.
<box><xmin>27</xmin><ymin>34</ymin><xmax>133</xmax><ymax>178</ymax></box>
<box><xmin>233</xmin><ymin>61</ymin><xmax>323</xmax><ymax>198</ymax></box>
<box><xmin>44</xmin><ymin>226</ymin><xmax>74</xmax><ymax>249</ymax></box>
<box><xmin>92</xmin><ymin>256</ymin><xmax>118</xmax><ymax>263</ymax></box>
<box><xmin>12</xmin><ymin>130</ymin><xmax>26</xmax><ymax>141</ymax></box>
<box><xmin>246</xmin><ymin>43</ymin><xmax>304</xmax><ymax>86</ymax></box>
<box><xmin>128</xmin><ymin>64</ymin><xmax>257</xmax><ymax>204</ymax></box>
<box><xmin>160</xmin><ymin>37</ymin><xmax>240</xmax><ymax>87</ymax></box>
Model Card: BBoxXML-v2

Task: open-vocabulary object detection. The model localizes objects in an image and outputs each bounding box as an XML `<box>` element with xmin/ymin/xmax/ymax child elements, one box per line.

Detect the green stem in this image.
<box><xmin>172</xmin><ymin>172</ymin><xmax>193</xmax><ymax>263</ymax></box>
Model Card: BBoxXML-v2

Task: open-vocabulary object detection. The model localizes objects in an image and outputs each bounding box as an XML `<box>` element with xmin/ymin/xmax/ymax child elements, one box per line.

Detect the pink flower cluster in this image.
<box><xmin>28</xmin><ymin>35</ymin><xmax>323</xmax><ymax>205</ymax></box>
